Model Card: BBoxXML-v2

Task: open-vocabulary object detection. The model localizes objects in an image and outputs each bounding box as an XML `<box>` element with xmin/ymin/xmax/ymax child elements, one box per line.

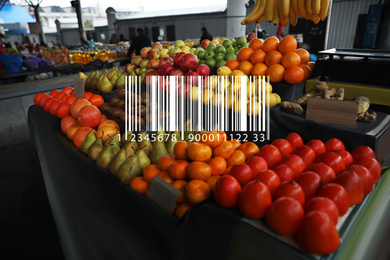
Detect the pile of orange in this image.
<box><xmin>129</xmin><ymin>131</ymin><xmax>260</xmax><ymax>219</ymax></box>
<box><xmin>226</xmin><ymin>35</ymin><xmax>315</xmax><ymax>84</ymax></box>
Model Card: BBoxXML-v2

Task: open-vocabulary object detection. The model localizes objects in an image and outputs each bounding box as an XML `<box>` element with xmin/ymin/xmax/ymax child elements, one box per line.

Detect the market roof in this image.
<box><xmin>0</xmin><ymin>4</ymin><xmax>36</xmax><ymax>24</ymax></box>
<box><xmin>118</xmin><ymin>4</ymin><xmax>227</xmax><ymax>20</ymax></box>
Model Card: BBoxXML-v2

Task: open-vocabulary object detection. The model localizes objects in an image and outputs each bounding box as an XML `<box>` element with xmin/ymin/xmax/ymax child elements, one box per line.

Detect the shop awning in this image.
<box><xmin>0</xmin><ymin>4</ymin><xmax>35</xmax><ymax>24</ymax></box>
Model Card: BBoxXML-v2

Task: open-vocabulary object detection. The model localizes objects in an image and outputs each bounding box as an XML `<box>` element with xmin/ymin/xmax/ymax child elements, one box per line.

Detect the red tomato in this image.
<box><xmin>317</xmin><ymin>183</ymin><xmax>349</xmax><ymax>217</ymax></box>
<box><xmin>246</xmin><ymin>156</ymin><xmax>268</xmax><ymax>175</ymax></box>
<box><xmin>255</xmin><ymin>169</ymin><xmax>281</xmax><ymax>197</ymax></box>
<box><xmin>295</xmin><ymin>211</ymin><xmax>340</xmax><ymax>255</ymax></box>
<box><xmin>355</xmin><ymin>157</ymin><xmax>381</xmax><ymax>184</ymax></box>
<box><xmin>294</xmin><ymin>171</ymin><xmax>321</xmax><ymax>201</ymax></box>
<box><xmin>306</xmin><ymin>139</ymin><xmax>326</xmax><ymax>158</ymax></box>
<box><xmin>49</xmin><ymin>89</ymin><xmax>60</xmax><ymax>98</ymax></box>
<box><xmin>228</xmin><ymin>164</ymin><xmax>255</xmax><ymax>188</ymax></box>
<box><xmin>266</xmin><ymin>197</ymin><xmax>304</xmax><ymax>236</ymax></box>
<box><xmin>351</xmin><ymin>146</ymin><xmax>376</xmax><ymax>163</ymax></box>
<box><xmin>281</xmin><ymin>154</ymin><xmax>306</xmax><ymax>177</ymax></box>
<box><xmin>38</xmin><ymin>94</ymin><xmax>51</xmax><ymax>108</ymax></box>
<box><xmin>324</xmin><ymin>138</ymin><xmax>345</xmax><ymax>152</ymax></box>
<box><xmin>294</xmin><ymin>145</ymin><xmax>316</xmax><ymax>170</ymax></box>
<box><xmin>285</xmin><ymin>132</ymin><xmax>304</xmax><ymax>153</ymax></box>
<box><xmin>214</xmin><ymin>175</ymin><xmax>242</xmax><ymax>208</ymax></box>
<box><xmin>334</xmin><ymin>149</ymin><xmax>353</xmax><ymax>167</ymax></box>
<box><xmin>271</xmin><ymin>138</ymin><xmax>293</xmax><ymax>158</ymax></box>
<box><xmin>258</xmin><ymin>144</ymin><xmax>282</xmax><ymax>169</ymax></box>
<box><xmin>238</xmin><ymin>180</ymin><xmax>272</xmax><ymax>219</ymax></box>
<box><xmin>42</xmin><ymin>98</ymin><xmax>55</xmax><ymax>113</ymax></box>
<box><xmin>56</xmin><ymin>102</ymin><xmax>71</xmax><ymax>118</ymax></box>
<box><xmin>317</xmin><ymin>152</ymin><xmax>346</xmax><ymax>174</ymax></box>
<box><xmin>334</xmin><ymin>170</ymin><xmax>364</xmax><ymax>206</ymax></box>
<box><xmin>48</xmin><ymin>100</ymin><xmax>61</xmax><ymax>116</ymax></box>
<box><xmin>273</xmin><ymin>164</ymin><xmax>294</xmax><ymax>182</ymax></box>
<box><xmin>273</xmin><ymin>180</ymin><xmax>305</xmax><ymax>205</ymax></box>
<box><xmin>304</xmin><ymin>197</ymin><xmax>339</xmax><ymax>225</ymax></box>
<box><xmin>34</xmin><ymin>93</ymin><xmax>47</xmax><ymax>106</ymax></box>
<box><xmin>347</xmin><ymin>164</ymin><xmax>374</xmax><ymax>195</ymax></box>
<box><xmin>307</xmin><ymin>163</ymin><xmax>336</xmax><ymax>185</ymax></box>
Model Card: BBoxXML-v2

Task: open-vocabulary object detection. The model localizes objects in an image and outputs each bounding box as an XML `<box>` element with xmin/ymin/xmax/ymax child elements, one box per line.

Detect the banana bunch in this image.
<box><xmin>241</xmin><ymin>0</ymin><xmax>331</xmax><ymax>26</ymax></box>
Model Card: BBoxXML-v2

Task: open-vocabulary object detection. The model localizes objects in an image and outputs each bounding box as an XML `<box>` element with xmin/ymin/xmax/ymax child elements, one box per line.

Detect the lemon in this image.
<box><xmin>204</xmin><ymin>75</ymin><xmax>219</xmax><ymax>90</ymax></box>
<box><xmin>217</xmin><ymin>66</ymin><xmax>232</xmax><ymax>77</ymax></box>
<box><xmin>190</xmin><ymin>86</ymin><xmax>200</xmax><ymax>101</ymax></box>
<box><xmin>263</xmin><ymin>93</ymin><xmax>281</xmax><ymax>107</ymax></box>
<box><xmin>247</xmin><ymin>100</ymin><xmax>261</xmax><ymax>116</ymax></box>
<box><xmin>202</xmin><ymin>89</ymin><xmax>214</xmax><ymax>104</ymax></box>
<box><xmin>230</xmin><ymin>70</ymin><xmax>249</xmax><ymax>82</ymax></box>
<box><xmin>212</xmin><ymin>93</ymin><xmax>224</xmax><ymax>107</ymax></box>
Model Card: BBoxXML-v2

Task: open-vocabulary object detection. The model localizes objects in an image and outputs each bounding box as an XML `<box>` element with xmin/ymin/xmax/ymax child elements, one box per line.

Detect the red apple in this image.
<box><xmin>151</xmin><ymin>42</ymin><xmax>163</xmax><ymax>50</ymax></box>
<box><xmin>229</xmin><ymin>163</ymin><xmax>255</xmax><ymax>188</ymax></box>
<box><xmin>147</xmin><ymin>59</ymin><xmax>160</xmax><ymax>70</ymax></box>
<box><xmin>140</xmin><ymin>47</ymin><xmax>151</xmax><ymax>59</ymax></box>
<box><xmin>195</xmin><ymin>64</ymin><xmax>211</xmax><ymax>77</ymax></box>
<box><xmin>177</xmin><ymin>83</ymin><xmax>192</xmax><ymax>98</ymax></box>
<box><xmin>147</xmin><ymin>48</ymin><xmax>160</xmax><ymax>59</ymax></box>
<box><xmin>173</xmin><ymin>51</ymin><xmax>186</xmax><ymax>68</ymax></box>
<box><xmin>180</xmin><ymin>53</ymin><xmax>198</xmax><ymax>72</ymax></box>
<box><xmin>185</xmin><ymin>71</ymin><xmax>199</xmax><ymax>85</ymax></box>
<box><xmin>160</xmin><ymin>56</ymin><xmax>174</xmax><ymax>67</ymax></box>
<box><xmin>160</xmin><ymin>64</ymin><xmax>175</xmax><ymax>76</ymax></box>
<box><xmin>145</xmin><ymin>70</ymin><xmax>160</xmax><ymax>86</ymax></box>
<box><xmin>247</xmin><ymin>32</ymin><xmax>256</xmax><ymax>42</ymax></box>
<box><xmin>170</xmin><ymin>67</ymin><xmax>185</xmax><ymax>77</ymax></box>
<box><xmin>201</xmin><ymin>39</ymin><xmax>211</xmax><ymax>49</ymax></box>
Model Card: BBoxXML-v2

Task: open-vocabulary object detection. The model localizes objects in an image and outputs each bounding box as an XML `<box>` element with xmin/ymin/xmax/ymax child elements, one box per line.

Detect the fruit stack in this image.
<box><xmin>84</xmin><ymin>66</ymin><xmax>129</xmax><ymax>93</ymax></box>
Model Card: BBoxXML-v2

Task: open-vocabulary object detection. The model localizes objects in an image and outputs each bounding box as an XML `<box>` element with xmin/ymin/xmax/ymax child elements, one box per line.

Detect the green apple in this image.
<box><xmin>215</xmin><ymin>52</ymin><xmax>225</xmax><ymax>61</ymax></box>
<box><xmin>160</xmin><ymin>48</ymin><xmax>169</xmax><ymax>58</ymax></box>
<box><xmin>216</xmin><ymin>59</ymin><xmax>227</xmax><ymax>68</ymax></box>
<box><xmin>206</xmin><ymin>44</ymin><xmax>216</xmax><ymax>52</ymax></box>
<box><xmin>205</xmin><ymin>51</ymin><xmax>215</xmax><ymax>59</ymax></box>
<box><xmin>215</xmin><ymin>46</ymin><xmax>226</xmax><ymax>54</ymax></box>
<box><xmin>169</xmin><ymin>47</ymin><xmax>182</xmax><ymax>58</ymax></box>
<box><xmin>174</xmin><ymin>40</ymin><xmax>185</xmax><ymax>48</ymax></box>
<box><xmin>224</xmin><ymin>52</ymin><xmax>237</xmax><ymax>61</ymax></box>
<box><xmin>239</xmin><ymin>42</ymin><xmax>249</xmax><ymax>48</ymax></box>
<box><xmin>190</xmin><ymin>47</ymin><xmax>197</xmax><ymax>54</ymax></box>
<box><xmin>236</xmin><ymin>36</ymin><xmax>247</xmax><ymax>46</ymax></box>
<box><xmin>181</xmin><ymin>45</ymin><xmax>191</xmax><ymax>53</ymax></box>
<box><xmin>233</xmin><ymin>45</ymin><xmax>239</xmax><ymax>53</ymax></box>
<box><xmin>230</xmin><ymin>38</ymin><xmax>236</xmax><ymax>45</ymax></box>
<box><xmin>195</xmin><ymin>47</ymin><xmax>205</xmax><ymax>56</ymax></box>
<box><xmin>197</xmin><ymin>50</ymin><xmax>206</xmax><ymax>59</ymax></box>
<box><xmin>226</xmin><ymin>45</ymin><xmax>235</xmax><ymax>53</ymax></box>
<box><xmin>199</xmin><ymin>59</ymin><xmax>206</xmax><ymax>65</ymax></box>
<box><xmin>205</xmin><ymin>58</ymin><xmax>216</xmax><ymax>68</ymax></box>
<box><xmin>222</xmin><ymin>39</ymin><xmax>232</xmax><ymax>49</ymax></box>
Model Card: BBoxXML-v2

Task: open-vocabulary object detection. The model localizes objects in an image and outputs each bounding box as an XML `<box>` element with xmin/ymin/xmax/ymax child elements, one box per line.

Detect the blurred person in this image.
<box><xmin>200</xmin><ymin>26</ymin><xmax>213</xmax><ymax>42</ymax></box>
<box><xmin>127</xmin><ymin>28</ymin><xmax>152</xmax><ymax>58</ymax></box>
<box><xmin>120</xmin><ymin>33</ymin><xmax>128</xmax><ymax>41</ymax></box>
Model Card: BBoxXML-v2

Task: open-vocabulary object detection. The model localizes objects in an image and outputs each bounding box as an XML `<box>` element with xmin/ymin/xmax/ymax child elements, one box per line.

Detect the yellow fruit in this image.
<box><xmin>204</xmin><ymin>75</ymin><xmax>219</xmax><ymax>90</ymax></box>
<box><xmin>217</xmin><ymin>66</ymin><xmax>232</xmax><ymax>77</ymax></box>
<box><xmin>190</xmin><ymin>86</ymin><xmax>200</xmax><ymax>101</ymax></box>
<box><xmin>264</xmin><ymin>93</ymin><xmax>281</xmax><ymax>107</ymax></box>
<box><xmin>202</xmin><ymin>89</ymin><xmax>214</xmax><ymax>104</ymax></box>
<box><xmin>230</xmin><ymin>70</ymin><xmax>248</xmax><ymax>82</ymax></box>
<box><xmin>247</xmin><ymin>100</ymin><xmax>262</xmax><ymax>116</ymax></box>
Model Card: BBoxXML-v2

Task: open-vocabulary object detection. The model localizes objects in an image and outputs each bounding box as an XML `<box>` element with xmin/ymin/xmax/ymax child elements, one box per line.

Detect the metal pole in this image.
<box><xmin>71</xmin><ymin>0</ymin><xmax>86</xmax><ymax>44</ymax></box>
<box><xmin>323</xmin><ymin>0</ymin><xmax>333</xmax><ymax>51</ymax></box>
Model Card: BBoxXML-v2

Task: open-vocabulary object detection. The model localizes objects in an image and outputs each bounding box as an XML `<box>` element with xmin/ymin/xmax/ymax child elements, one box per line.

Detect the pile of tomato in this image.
<box><xmin>213</xmin><ymin>132</ymin><xmax>381</xmax><ymax>255</ymax></box>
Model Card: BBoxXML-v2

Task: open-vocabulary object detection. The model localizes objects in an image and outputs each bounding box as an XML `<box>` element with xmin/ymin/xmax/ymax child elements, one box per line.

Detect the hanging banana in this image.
<box><xmin>297</xmin><ymin>0</ymin><xmax>307</xmax><ymax>18</ymax></box>
<box><xmin>320</xmin><ymin>0</ymin><xmax>331</xmax><ymax>21</ymax></box>
<box><xmin>306</xmin><ymin>0</ymin><xmax>313</xmax><ymax>15</ymax></box>
<box><xmin>312</xmin><ymin>0</ymin><xmax>321</xmax><ymax>15</ymax></box>
<box><xmin>272</xmin><ymin>0</ymin><xmax>281</xmax><ymax>25</ymax></box>
<box><xmin>279</xmin><ymin>0</ymin><xmax>290</xmax><ymax>20</ymax></box>
<box><xmin>265</xmin><ymin>0</ymin><xmax>275</xmax><ymax>22</ymax></box>
<box><xmin>289</xmin><ymin>4</ymin><xmax>298</xmax><ymax>26</ymax></box>
<box><xmin>241</xmin><ymin>0</ymin><xmax>266</xmax><ymax>25</ymax></box>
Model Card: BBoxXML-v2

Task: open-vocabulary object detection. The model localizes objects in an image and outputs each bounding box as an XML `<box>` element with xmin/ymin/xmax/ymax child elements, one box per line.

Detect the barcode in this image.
<box><xmin>124</xmin><ymin>75</ymin><xmax>271</xmax><ymax>141</ymax></box>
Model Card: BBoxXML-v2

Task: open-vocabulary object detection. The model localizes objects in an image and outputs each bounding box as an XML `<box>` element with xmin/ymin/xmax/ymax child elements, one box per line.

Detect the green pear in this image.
<box><xmin>110</xmin><ymin>73</ymin><xmax>119</xmax><ymax>86</ymax></box>
<box><xmin>121</xmin><ymin>130</ymin><xmax>133</xmax><ymax>146</ymax></box>
<box><xmin>112</xmin><ymin>66</ymin><xmax>119</xmax><ymax>74</ymax></box>
<box><xmin>104</xmin><ymin>131</ymin><xmax>121</xmax><ymax>147</ymax></box>
<box><xmin>87</xmin><ymin>137</ymin><xmax>104</xmax><ymax>161</ymax></box>
<box><xmin>166</xmin><ymin>131</ymin><xmax>180</xmax><ymax>155</ymax></box>
<box><xmin>89</xmin><ymin>71</ymin><xmax>100</xmax><ymax>90</ymax></box>
<box><xmin>96</xmin><ymin>73</ymin><xmax>105</xmax><ymax>92</ymax></box>
<box><xmin>124</xmin><ymin>140</ymin><xmax>138</xmax><ymax>158</ymax></box>
<box><xmin>81</xmin><ymin>131</ymin><xmax>97</xmax><ymax>155</ymax></box>
<box><xmin>136</xmin><ymin>149</ymin><xmax>151</xmax><ymax>172</ymax></box>
<box><xmin>153</xmin><ymin>126</ymin><xmax>165</xmax><ymax>146</ymax></box>
<box><xmin>138</xmin><ymin>138</ymin><xmax>153</xmax><ymax>157</ymax></box>
<box><xmin>102</xmin><ymin>68</ymin><xmax>109</xmax><ymax>76</ymax></box>
<box><xmin>115</xmin><ymin>74</ymin><xmax>125</xmax><ymax>89</ymax></box>
<box><xmin>85</xmin><ymin>70</ymin><xmax>97</xmax><ymax>88</ymax></box>
<box><xmin>150</xmin><ymin>140</ymin><xmax>168</xmax><ymax>164</ymax></box>
<box><xmin>100</xmin><ymin>75</ymin><xmax>113</xmax><ymax>94</ymax></box>
<box><xmin>117</xmin><ymin>154</ymin><xmax>141</xmax><ymax>184</ymax></box>
<box><xmin>108</xmin><ymin>148</ymin><xmax>127</xmax><ymax>177</ymax></box>
<box><xmin>96</xmin><ymin>142</ymin><xmax>121</xmax><ymax>170</ymax></box>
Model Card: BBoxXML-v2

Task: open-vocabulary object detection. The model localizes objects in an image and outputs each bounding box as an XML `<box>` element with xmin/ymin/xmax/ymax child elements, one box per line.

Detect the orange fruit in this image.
<box><xmin>66</xmin><ymin>123</ymin><xmax>81</xmax><ymax>141</ymax></box>
<box><xmin>284</xmin><ymin>65</ymin><xmax>305</xmax><ymax>85</ymax></box>
<box><xmin>157</xmin><ymin>171</ymin><xmax>174</xmax><ymax>184</ymax></box>
<box><xmin>70</xmin><ymin>98</ymin><xmax>91</xmax><ymax>118</ymax></box>
<box><xmin>281</xmin><ymin>52</ymin><xmax>301</xmax><ymax>69</ymax></box>
<box><xmin>187</xmin><ymin>142</ymin><xmax>212</xmax><ymax>162</ymax></box>
<box><xmin>101</xmin><ymin>114</ymin><xmax>108</xmax><ymax>121</ymax></box>
<box><xmin>262</xmin><ymin>36</ymin><xmax>279</xmax><ymax>53</ymax></box>
<box><xmin>307</xmin><ymin>61</ymin><xmax>315</xmax><ymax>70</ymax></box>
<box><xmin>237</xmin><ymin>61</ymin><xmax>253</xmax><ymax>76</ymax></box>
<box><xmin>72</xmin><ymin>127</ymin><xmax>96</xmax><ymax>149</ymax></box>
<box><xmin>213</xmin><ymin>141</ymin><xmax>235</xmax><ymax>159</ymax></box>
<box><xmin>295</xmin><ymin>48</ymin><xmax>310</xmax><ymax>64</ymax></box>
<box><xmin>226</xmin><ymin>150</ymin><xmax>246</xmax><ymax>166</ymax></box>
<box><xmin>77</xmin><ymin>105</ymin><xmax>102</xmax><ymax>128</ymax></box>
<box><xmin>250</xmin><ymin>49</ymin><xmax>266</xmax><ymax>64</ymax></box>
<box><xmin>159</xmin><ymin>154</ymin><xmax>176</xmax><ymax>171</ymax></box>
<box><xmin>60</xmin><ymin>115</ymin><xmax>77</xmax><ymax>134</ymax></box>
<box><xmin>299</xmin><ymin>64</ymin><xmax>312</xmax><ymax>80</ymax></box>
<box><xmin>237</xmin><ymin>142</ymin><xmax>259</xmax><ymax>159</ymax></box>
<box><xmin>130</xmin><ymin>176</ymin><xmax>150</xmax><ymax>195</ymax></box>
<box><xmin>277</xmin><ymin>35</ymin><xmax>297</xmax><ymax>55</ymax></box>
<box><xmin>265</xmin><ymin>50</ymin><xmax>283</xmax><ymax>66</ymax></box>
<box><xmin>223</xmin><ymin>165</ymin><xmax>233</xmax><ymax>175</ymax></box>
<box><xmin>174</xmin><ymin>202</ymin><xmax>192</xmax><ymax>219</ymax></box>
<box><xmin>248</xmin><ymin>38</ymin><xmax>264</xmax><ymax>51</ymax></box>
<box><xmin>225</xmin><ymin>59</ymin><xmax>240</xmax><ymax>72</ymax></box>
<box><xmin>208</xmin><ymin>156</ymin><xmax>227</xmax><ymax>176</ymax></box>
<box><xmin>174</xmin><ymin>140</ymin><xmax>190</xmax><ymax>160</ymax></box>
<box><xmin>218</xmin><ymin>131</ymin><xmax>228</xmax><ymax>142</ymax></box>
<box><xmin>188</xmin><ymin>161</ymin><xmax>212</xmax><ymax>181</ymax></box>
<box><xmin>237</xmin><ymin>47</ymin><xmax>254</xmax><ymax>62</ymax></box>
<box><xmin>143</xmin><ymin>164</ymin><xmax>161</xmax><ymax>182</ymax></box>
<box><xmin>231</xmin><ymin>139</ymin><xmax>242</xmax><ymax>150</ymax></box>
<box><xmin>265</xmin><ymin>64</ymin><xmax>285</xmax><ymax>82</ymax></box>
<box><xmin>97</xmin><ymin>119</ymin><xmax>120</xmax><ymax>131</ymax></box>
<box><xmin>200</xmin><ymin>131</ymin><xmax>224</xmax><ymax>148</ymax></box>
<box><xmin>168</xmin><ymin>160</ymin><xmax>189</xmax><ymax>180</ymax></box>
<box><xmin>185</xmin><ymin>180</ymin><xmax>211</xmax><ymax>205</ymax></box>
<box><xmin>95</xmin><ymin>125</ymin><xmax>119</xmax><ymax>143</ymax></box>
<box><xmin>251</xmin><ymin>63</ymin><xmax>268</xmax><ymax>77</ymax></box>
<box><xmin>172</xmin><ymin>180</ymin><xmax>188</xmax><ymax>203</ymax></box>
<box><xmin>206</xmin><ymin>175</ymin><xmax>221</xmax><ymax>193</ymax></box>
<box><xmin>62</xmin><ymin>86</ymin><xmax>74</xmax><ymax>95</ymax></box>
<box><xmin>89</xmin><ymin>94</ymin><xmax>105</xmax><ymax>107</ymax></box>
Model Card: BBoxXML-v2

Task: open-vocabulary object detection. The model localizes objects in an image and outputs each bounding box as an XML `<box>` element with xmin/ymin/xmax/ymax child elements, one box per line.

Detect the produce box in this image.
<box><xmin>40</xmin><ymin>50</ymin><xmax>70</xmax><ymax>65</ymax></box>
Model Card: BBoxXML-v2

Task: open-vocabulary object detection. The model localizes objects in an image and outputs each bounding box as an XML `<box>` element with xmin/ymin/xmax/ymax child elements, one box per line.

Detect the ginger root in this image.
<box><xmin>281</xmin><ymin>101</ymin><xmax>304</xmax><ymax>115</ymax></box>
<box><xmin>357</xmin><ymin>111</ymin><xmax>377</xmax><ymax>122</ymax></box>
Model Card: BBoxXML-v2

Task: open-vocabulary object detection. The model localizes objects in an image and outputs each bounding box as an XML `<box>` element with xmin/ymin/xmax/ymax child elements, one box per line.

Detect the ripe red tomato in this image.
<box><xmin>258</xmin><ymin>144</ymin><xmax>282</xmax><ymax>169</ymax></box>
<box><xmin>324</xmin><ymin>138</ymin><xmax>345</xmax><ymax>152</ymax></box>
<box><xmin>272</xmin><ymin>164</ymin><xmax>294</xmax><ymax>182</ymax></box>
<box><xmin>294</xmin><ymin>171</ymin><xmax>321</xmax><ymax>201</ymax></box>
<box><xmin>317</xmin><ymin>183</ymin><xmax>349</xmax><ymax>217</ymax></box>
<box><xmin>295</xmin><ymin>211</ymin><xmax>340</xmax><ymax>255</ymax></box>
<box><xmin>306</xmin><ymin>139</ymin><xmax>326</xmax><ymax>158</ymax></box>
<box><xmin>246</xmin><ymin>156</ymin><xmax>268</xmax><ymax>175</ymax></box>
<box><xmin>307</xmin><ymin>163</ymin><xmax>336</xmax><ymax>185</ymax></box>
<box><xmin>304</xmin><ymin>197</ymin><xmax>339</xmax><ymax>225</ymax></box>
<box><xmin>255</xmin><ymin>169</ymin><xmax>281</xmax><ymax>197</ymax></box>
<box><xmin>38</xmin><ymin>94</ymin><xmax>51</xmax><ymax>108</ymax></box>
<box><xmin>356</xmin><ymin>157</ymin><xmax>381</xmax><ymax>184</ymax></box>
<box><xmin>56</xmin><ymin>102</ymin><xmax>71</xmax><ymax>118</ymax></box>
<box><xmin>34</xmin><ymin>93</ymin><xmax>47</xmax><ymax>106</ymax></box>
<box><xmin>285</xmin><ymin>132</ymin><xmax>304</xmax><ymax>153</ymax></box>
<box><xmin>49</xmin><ymin>89</ymin><xmax>60</xmax><ymax>98</ymax></box>
<box><xmin>347</xmin><ymin>164</ymin><xmax>374</xmax><ymax>195</ymax></box>
<box><xmin>48</xmin><ymin>100</ymin><xmax>61</xmax><ymax>116</ymax></box>
<box><xmin>266</xmin><ymin>197</ymin><xmax>304</xmax><ymax>236</ymax></box>
<box><xmin>214</xmin><ymin>175</ymin><xmax>242</xmax><ymax>208</ymax></box>
<box><xmin>228</xmin><ymin>163</ymin><xmax>255</xmax><ymax>188</ymax></box>
<box><xmin>334</xmin><ymin>149</ymin><xmax>353</xmax><ymax>167</ymax></box>
<box><xmin>281</xmin><ymin>154</ymin><xmax>306</xmax><ymax>177</ymax></box>
<box><xmin>271</xmin><ymin>138</ymin><xmax>293</xmax><ymax>158</ymax></box>
<box><xmin>294</xmin><ymin>145</ymin><xmax>316</xmax><ymax>170</ymax></box>
<box><xmin>316</xmin><ymin>152</ymin><xmax>346</xmax><ymax>174</ymax></box>
<box><xmin>238</xmin><ymin>180</ymin><xmax>272</xmax><ymax>219</ymax></box>
<box><xmin>351</xmin><ymin>145</ymin><xmax>376</xmax><ymax>163</ymax></box>
<box><xmin>334</xmin><ymin>170</ymin><xmax>364</xmax><ymax>206</ymax></box>
<box><xmin>42</xmin><ymin>98</ymin><xmax>55</xmax><ymax>112</ymax></box>
<box><xmin>273</xmin><ymin>180</ymin><xmax>305</xmax><ymax>205</ymax></box>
